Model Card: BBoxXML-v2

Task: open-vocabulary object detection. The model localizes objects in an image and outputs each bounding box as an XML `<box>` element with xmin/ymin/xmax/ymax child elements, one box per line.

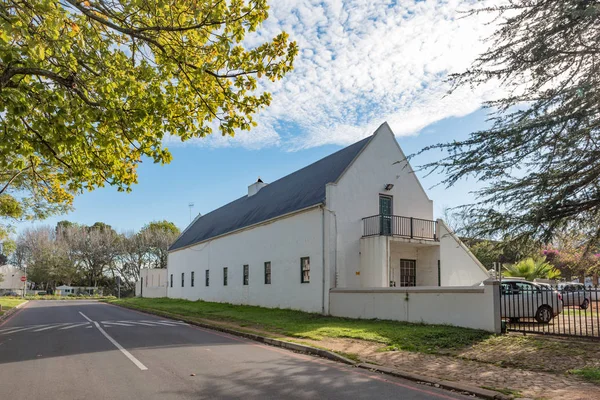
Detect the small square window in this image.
<box><xmin>223</xmin><ymin>267</ymin><xmax>228</xmax><ymax>286</ymax></box>
<box><xmin>191</xmin><ymin>271</ymin><xmax>195</xmax><ymax>287</ymax></box>
<box><xmin>170</xmin><ymin>274</ymin><xmax>173</xmax><ymax>288</ymax></box>
<box><xmin>264</xmin><ymin>262</ymin><xmax>271</xmax><ymax>284</ymax></box>
<box><xmin>301</xmin><ymin>257</ymin><xmax>310</xmax><ymax>283</ymax></box>
<box><xmin>243</xmin><ymin>265</ymin><xmax>249</xmax><ymax>286</ymax></box>
<box><xmin>181</xmin><ymin>272</ymin><xmax>185</xmax><ymax>287</ymax></box>
<box><xmin>205</xmin><ymin>270</ymin><xmax>210</xmax><ymax>287</ymax></box>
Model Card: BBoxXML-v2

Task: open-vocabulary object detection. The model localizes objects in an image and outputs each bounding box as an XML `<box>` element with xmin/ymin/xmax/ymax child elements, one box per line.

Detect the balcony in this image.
<box><xmin>362</xmin><ymin>215</ymin><xmax>438</xmax><ymax>241</ymax></box>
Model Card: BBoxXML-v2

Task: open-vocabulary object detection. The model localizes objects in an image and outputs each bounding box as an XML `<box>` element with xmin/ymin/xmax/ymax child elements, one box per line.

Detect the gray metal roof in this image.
<box><xmin>169</xmin><ymin>135</ymin><xmax>373</xmax><ymax>251</ymax></box>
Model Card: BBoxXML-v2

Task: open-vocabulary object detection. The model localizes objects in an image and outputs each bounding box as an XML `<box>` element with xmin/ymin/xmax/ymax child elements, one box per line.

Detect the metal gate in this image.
<box><xmin>500</xmin><ymin>280</ymin><xmax>600</xmax><ymax>339</ymax></box>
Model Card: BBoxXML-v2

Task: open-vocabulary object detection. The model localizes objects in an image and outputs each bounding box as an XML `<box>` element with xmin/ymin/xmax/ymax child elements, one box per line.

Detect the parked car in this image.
<box><xmin>2</xmin><ymin>291</ymin><xmax>19</xmax><ymax>296</ymax></box>
<box><xmin>500</xmin><ymin>279</ymin><xmax>563</xmax><ymax>323</ymax></box>
<box><xmin>557</xmin><ymin>283</ymin><xmax>590</xmax><ymax>310</ymax></box>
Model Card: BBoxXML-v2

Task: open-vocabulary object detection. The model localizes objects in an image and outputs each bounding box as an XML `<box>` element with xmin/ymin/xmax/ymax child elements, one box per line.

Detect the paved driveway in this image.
<box><xmin>0</xmin><ymin>301</ymin><xmax>473</xmax><ymax>400</ymax></box>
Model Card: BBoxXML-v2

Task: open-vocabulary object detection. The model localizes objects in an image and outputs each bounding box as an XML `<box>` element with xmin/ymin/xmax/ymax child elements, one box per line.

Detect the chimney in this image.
<box><xmin>248</xmin><ymin>177</ymin><xmax>267</xmax><ymax>197</ymax></box>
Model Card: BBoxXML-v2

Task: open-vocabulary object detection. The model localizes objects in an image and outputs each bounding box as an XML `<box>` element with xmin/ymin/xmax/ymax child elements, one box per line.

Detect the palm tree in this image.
<box><xmin>503</xmin><ymin>257</ymin><xmax>561</xmax><ymax>281</ymax></box>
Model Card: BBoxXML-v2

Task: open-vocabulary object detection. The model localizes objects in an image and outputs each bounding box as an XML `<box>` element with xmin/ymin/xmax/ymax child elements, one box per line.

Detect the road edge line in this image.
<box><xmin>105</xmin><ymin>301</ymin><xmax>511</xmax><ymax>400</ymax></box>
<box><xmin>79</xmin><ymin>311</ymin><xmax>148</xmax><ymax>371</ymax></box>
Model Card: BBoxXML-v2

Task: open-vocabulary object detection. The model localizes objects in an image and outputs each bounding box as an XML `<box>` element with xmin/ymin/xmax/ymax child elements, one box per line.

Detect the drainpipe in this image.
<box><xmin>321</xmin><ymin>206</ymin><xmax>326</xmax><ymax>315</ymax></box>
<box><xmin>324</xmin><ymin>208</ymin><xmax>338</xmax><ymax>288</ymax></box>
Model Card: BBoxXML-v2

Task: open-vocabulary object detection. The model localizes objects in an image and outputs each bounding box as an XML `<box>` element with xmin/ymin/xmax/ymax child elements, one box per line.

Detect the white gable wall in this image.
<box><xmin>0</xmin><ymin>265</ymin><xmax>26</xmax><ymax>292</ymax></box>
<box><xmin>167</xmin><ymin>207</ymin><xmax>325</xmax><ymax>313</ymax></box>
<box><xmin>326</xmin><ymin>124</ymin><xmax>434</xmax><ymax>288</ymax></box>
<box><xmin>438</xmin><ymin>220</ymin><xmax>490</xmax><ymax>285</ymax></box>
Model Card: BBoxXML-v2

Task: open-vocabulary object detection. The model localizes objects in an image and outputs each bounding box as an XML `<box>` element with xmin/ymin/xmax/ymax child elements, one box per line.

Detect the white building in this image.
<box><xmin>0</xmin><ymin>264</ymin><xmax>27</xmax><ymax>295</ymax></box>
<box><xmin>55</xmin><ymin>286</ymin><xmax>101</xmax><ymax>296</ymax></box>
<box><xmin>166</xmin><ymin>123</ymin><xmax>490</xmax><ymax>317</ymax></box>
<box><xmin>135</xmin><ymin>268</ymin><xmax>168</xmax><ymax>298</ymax></box>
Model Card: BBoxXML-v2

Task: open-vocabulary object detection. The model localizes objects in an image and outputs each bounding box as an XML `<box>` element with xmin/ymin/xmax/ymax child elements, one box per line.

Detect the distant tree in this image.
<box><xmin>116</xmin><ymin>230</ymin><xmax>149</xmax><ymax>289</ymax></box>
<box><xmin>140</xmin><ymin>221</ymin><xmax>180</xmax><ymax>269</ymax></box>
<box><xmin>68</xmin><ymin>223</ymin><xmax>119</xmax><ymax>287</ymax></box>
<box><xmin>543</xmin><ymin>231</ymin><xmax>600</xmax><ymax>283</ymax></box>
<box><xmin>421</xmin><ymin>1</ymin><xmax>600</xmax><ymax>251</ymax></box>
<box><xmin>0</xmin><ymin>0</ymin><xmax>297</xmax><ymax>225</ymax></box>
<box><xmin>503</xmin><ymin>257</ymin><xmax>562</xmax><ymax>281</ymax></box>
<box><xmin>469</xmin><ymin>241</ymin><xmax>503</xmax><ymax>269</ymax></box>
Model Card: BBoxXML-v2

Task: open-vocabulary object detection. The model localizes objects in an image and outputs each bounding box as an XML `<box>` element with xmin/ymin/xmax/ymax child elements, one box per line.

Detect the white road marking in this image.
<box><xmin>102</xmin><ymin>322</ymin><xmax>135</xmax><ymax>327</ymax></box>
<box><xmin>78</xmin><ymin>312</ymin><xmax>93</xmax><ymax>322</ymax></box>
<box><xmin>0</xmin><ymin>322</ymin><xmax>93</xmax><ymax>334</ymax></box>
<box><xmin>1</xmin><ymin>325</ymin><xmax>50</xmax><ymax>334</ymax></box>
<box><xmin>140</xmin><ymin>320</ymin><xmax>179</xmax><ymax>326</ymax></box>
<box><xmin>0</xmin><ymin>323</ymin><xmax>47</xmax><ymax>333</ymax></box>
<box><xmin>79</xmin><ymin>312</ymin><xmax>148</xmax><ymax>371</ymax></box>
<box><xmin>59</xmin><ymin>323</ymin><xmax>90</xmax><ymax>330</ymax></box>
<box><xmin>32</xmin><ymin>323</ymin><xmax>71</xmax><ymax>332</ymax></box>
<box><xmin>121</xmin><ymin>321</ymin><xmax>155</xmax><ymax>326</ymax></box>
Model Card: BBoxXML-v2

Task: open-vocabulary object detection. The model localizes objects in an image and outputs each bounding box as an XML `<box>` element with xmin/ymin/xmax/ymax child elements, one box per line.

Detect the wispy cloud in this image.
<box><xmin>171</xmin><ymin>0</ymin><xmax>500</xmax><ymax>150</ymax></box>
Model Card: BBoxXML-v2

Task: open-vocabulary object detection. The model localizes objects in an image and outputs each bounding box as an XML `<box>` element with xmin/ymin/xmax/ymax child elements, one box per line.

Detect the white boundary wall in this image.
<box><xmin>330</xmin><ymin>280</ymin><xmax>501</xmax><ymax>332</ymax></box>
<box><xmin>136</xmin><ymin>268</ymin><xmax>168</xmax><ymax>298</ymax></box>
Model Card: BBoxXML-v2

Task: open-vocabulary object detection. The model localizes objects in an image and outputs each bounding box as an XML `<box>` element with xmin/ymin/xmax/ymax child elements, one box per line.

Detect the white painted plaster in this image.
<box><xmin>330</xmin><ymin>280</ymin><xmax>501</xmax><ymax>332</ymax></box>
<box><xmin>167</xmin><ymin>208</ymin><xmax>324</xmax><ymax>313</ymax></box>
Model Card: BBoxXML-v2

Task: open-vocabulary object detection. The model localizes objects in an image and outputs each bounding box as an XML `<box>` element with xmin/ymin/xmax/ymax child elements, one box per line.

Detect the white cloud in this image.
<box><xmin>173</xmin><ymin>0</ymin><xmax>502</xmax><ymax>150</ymax></box>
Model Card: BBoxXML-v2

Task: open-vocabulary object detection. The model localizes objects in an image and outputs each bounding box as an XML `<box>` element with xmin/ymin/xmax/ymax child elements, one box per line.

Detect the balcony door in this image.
<box><xmin>379</xmin><ymin>195</ymin><xmax>393</xmax><ymax>235</ymax></box>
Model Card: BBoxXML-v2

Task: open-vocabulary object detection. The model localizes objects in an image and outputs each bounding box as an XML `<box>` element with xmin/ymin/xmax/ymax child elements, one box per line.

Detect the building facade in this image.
<box><xmin>0</xmin><ymin>265</ymin><xmax>27</xmax><ymax>295</ymax></box>
<box><xmin>165</xmin><ymin>123</ymin><xmax>489</xmax><ymax>314</ymax></box>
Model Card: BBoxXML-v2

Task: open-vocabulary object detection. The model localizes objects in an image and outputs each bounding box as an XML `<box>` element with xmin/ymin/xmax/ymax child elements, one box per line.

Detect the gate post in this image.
<box><xmin>483</xmin><ymin>279</ymin><xmax>502</xmax><ymax>334</ymax></box>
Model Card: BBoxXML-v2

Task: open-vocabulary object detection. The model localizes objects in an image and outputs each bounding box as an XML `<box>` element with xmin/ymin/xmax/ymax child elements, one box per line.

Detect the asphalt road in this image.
<box><xmin>0</xmin><ymin>301</ymin><xmax>474</xmax><ymax>400</ymax></box>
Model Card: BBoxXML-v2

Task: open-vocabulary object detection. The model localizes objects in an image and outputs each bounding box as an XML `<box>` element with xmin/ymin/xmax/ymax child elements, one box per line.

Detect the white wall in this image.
<box><xmin>0</xmin><ymin>265</ymin><xmax>26</xmax><ymax>292</ymax></box>
<box><xmin>326</xmin><ymin>123</ymin><xmax>434</xmax><ymax>289</ymax></box>
<box><xmin>167</xmin><ymin>207</ymin><xmax>325</xmax><ymax>313</ymax></box>
<box><xmin>136</xmin><ymin>268</ymin><xmax>168</xmax><ymax>298</ymax></box>
<box><xmin>330</xmin><ymin>280</ymin><xmax>501</xmax><ymax>332</ymax></box>
<box><xmin>438</xmin><ymin>220</ymin><xmax>490</xmax><ymax>286</ymax></box>
<box><xmin>359</xmin><ymin>236</ymin><xmax>388</xmax><ymax>287</ymax></box>
<box><xmin>389</xmin><ymin>242</ymin><xmax>439</xmax><ymax>286</ymax></box>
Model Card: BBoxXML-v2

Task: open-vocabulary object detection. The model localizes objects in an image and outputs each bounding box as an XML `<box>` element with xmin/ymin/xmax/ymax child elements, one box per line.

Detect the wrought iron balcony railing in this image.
<box><xmin>362</xmin><ymin>215</ymin><xmax>438</xmax><ymax>241</ymax></box>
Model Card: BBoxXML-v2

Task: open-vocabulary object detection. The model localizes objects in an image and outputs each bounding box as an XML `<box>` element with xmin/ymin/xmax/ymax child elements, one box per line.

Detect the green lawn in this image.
<box><xmin>0</xmin><ymin>298</ymin><xmax>26</xmax><ymax>316</ymax></box>
<box><xmin>107</xmin><ymin>297</ymin><xmax>492</xmax><ymax>354</ymax></box>
<box><xmin>563</xmin><ymin>309</ymin><xmax>599</xmax><ymax>317</ymax></box>
<box><xmin>569</xmin><ymin>367</ymin><xmax>600</xmax><ymax>383</ymax></box>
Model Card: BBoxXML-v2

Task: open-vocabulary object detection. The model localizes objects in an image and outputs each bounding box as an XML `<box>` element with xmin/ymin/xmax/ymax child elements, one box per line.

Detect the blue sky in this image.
<box><xmin>13</xmin><ymin>0</ymin><xmax>499</xmax><ymax>234</ymax></box>
<box><xmin>15</xmin><ymin>109</ymin><xmax>489</xmax><ymax>234</ymax></box>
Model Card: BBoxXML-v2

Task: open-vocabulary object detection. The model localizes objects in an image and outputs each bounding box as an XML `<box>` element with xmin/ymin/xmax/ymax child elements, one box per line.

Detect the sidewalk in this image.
<box><xmin>301</xmin><ymin>337</ymin><xmax>599</xmax><ymax>400</ymax></box>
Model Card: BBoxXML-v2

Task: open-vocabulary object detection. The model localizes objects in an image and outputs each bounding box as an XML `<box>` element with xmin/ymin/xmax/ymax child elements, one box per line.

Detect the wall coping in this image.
<box><xmin>331</xmin><ymin>286</ymin><xmax>485</xmax><ymax>294</ymax></box>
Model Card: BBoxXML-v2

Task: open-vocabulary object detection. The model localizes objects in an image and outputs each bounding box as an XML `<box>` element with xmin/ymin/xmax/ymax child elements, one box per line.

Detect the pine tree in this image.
<box><xmin>422</xmin><ymin>1</ymin><xmax>600</xmax><ymax>248</ymax></box>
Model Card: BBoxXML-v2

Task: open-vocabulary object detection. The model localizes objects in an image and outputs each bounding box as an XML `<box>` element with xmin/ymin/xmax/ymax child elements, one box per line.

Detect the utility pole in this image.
<box><xmin>188</xmin><ymin>202</ymin><xmax>194</xmax><ymax>222</ymax></box>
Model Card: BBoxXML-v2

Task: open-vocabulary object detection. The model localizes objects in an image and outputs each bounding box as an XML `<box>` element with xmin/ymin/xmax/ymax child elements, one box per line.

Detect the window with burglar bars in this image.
<box><xmin>301</xmin><ymin>257</ymin><xmax>310</xmax><ymax>283</ymax></box>
<box><xmin>191</xmin><ymin>271</ymin><xmax>195</xmax><ymax>287</ymax></box>
<box><xmin>170</xmin><ymin>274</ymin><xmax>173</xmax><ymax>288</ymax></box>
<box><xmin>264</xmin><ymin>262</ymin><xmax>271</xmax><ymax>284</ymax></box>
<box><xmin>243</xmin><ymin>265</ymin><xmax>249</xmax><ymax>285</ymax></box>
<box><xmin>399</xmin><ymin>259</ymin><xmax>416</xmax><ymax>287</ymax></box>
<box><xmin>181</xmin><ymin>272</ymin><xmax>185</xmax><ymax>287</ymax></box>
<box><xmin>205</xmin><ymin>270</ymin><xmax>209</xmax><ymax>287</ymax></box>
<box><xmin>223</xmin><ymin>267</ymin><xmax>228</xmax><ymax>286</ymax></box>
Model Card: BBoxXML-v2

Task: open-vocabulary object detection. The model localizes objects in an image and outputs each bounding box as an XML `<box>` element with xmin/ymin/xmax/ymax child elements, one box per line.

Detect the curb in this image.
<box><xmin>0</xmin><ymin>300</ymin><xmax>29</xmax><ymax>325</ymax></box>
<box><xmin>357</xmin><ymin>364</ymin><xmax>512</xmax><ymax>400</ymax></box>
<box><xmin>106</xmin><ymin>302</ymin><xmax>356</xmax><ymax>365</ymax></box>
<box><xmin>108</xmin><ymin>302</ymin><xmax>511</xmax><ymax>400</ymax></box>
